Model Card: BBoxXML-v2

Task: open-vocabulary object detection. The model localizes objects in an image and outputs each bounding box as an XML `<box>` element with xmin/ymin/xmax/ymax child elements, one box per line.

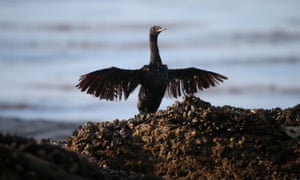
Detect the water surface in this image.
<box><xmin>0</xmin><ymin>0</ymin><xmax>300</xmax><ymax>121</ymax></box>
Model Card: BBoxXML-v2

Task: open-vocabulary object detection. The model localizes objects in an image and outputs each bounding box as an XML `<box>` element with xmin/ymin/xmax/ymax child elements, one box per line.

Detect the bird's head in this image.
<box><xmin>150</xmin><ymin>25</ymin><xmax>167</xmax><ymax>36</ymax></box>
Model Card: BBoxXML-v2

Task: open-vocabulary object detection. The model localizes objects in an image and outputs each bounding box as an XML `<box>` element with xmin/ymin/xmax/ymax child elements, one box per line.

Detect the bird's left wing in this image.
<box><xmin>76</xmin><ymin>67</ymin><xmax>143</xmax><ymax>101</ymax></box>
<box><xmin>167</xmin><ymin>67</ymin><xmax>227</xmax><ymax>98</ymax></box>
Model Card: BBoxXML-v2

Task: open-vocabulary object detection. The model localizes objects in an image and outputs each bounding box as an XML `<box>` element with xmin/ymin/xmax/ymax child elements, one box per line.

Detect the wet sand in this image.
<box><xmin>0</xmin><ymin>117</ymin><xmax>83</xmax><ymax>140</ymax></box>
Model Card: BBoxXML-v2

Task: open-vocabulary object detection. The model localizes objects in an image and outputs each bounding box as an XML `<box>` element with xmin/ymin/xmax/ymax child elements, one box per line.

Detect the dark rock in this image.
<box><xmin>1</xmin><ymin>95</ymin><xmax>300</xmax><ymax>179</ymax></box>
<box><xmin>67</xmin><ymin>95</ymin><xmax>300</xmax><ymax>179</ymax></box>
<box><xmin>0</xmin><ymin>133</ymin><xmax>104</xmax><ymax>180</ymax></box>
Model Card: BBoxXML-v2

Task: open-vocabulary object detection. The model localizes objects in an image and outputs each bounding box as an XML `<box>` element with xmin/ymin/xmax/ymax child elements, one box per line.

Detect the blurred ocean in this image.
<box><xmin>1</xmin><ymin>0</ymin><xmax>300</xmax><ymax>122</ymax></box>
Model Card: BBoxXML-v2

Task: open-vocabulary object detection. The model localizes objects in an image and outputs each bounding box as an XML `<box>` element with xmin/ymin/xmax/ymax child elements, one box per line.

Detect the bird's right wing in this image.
<box><xmin>76</xmin><ymin>67</ymin><xmax>143</xmax><ymax>101</ymax></box>
<box><xmin>167</xmin><ymin>67</ymin><xmax>227</xmax><ymax>98</ymax></box>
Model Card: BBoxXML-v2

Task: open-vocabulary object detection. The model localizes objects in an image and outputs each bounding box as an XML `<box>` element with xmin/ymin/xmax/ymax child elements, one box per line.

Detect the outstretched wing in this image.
<box><xmin>167</xmin><ymin>67</ymin><xmax>227</xmax><ymax>98</ymax></box>
<box><xmin>76</xmin><ymin>67</ymin><xmax>143</xmax><ymax>101</ymax></box>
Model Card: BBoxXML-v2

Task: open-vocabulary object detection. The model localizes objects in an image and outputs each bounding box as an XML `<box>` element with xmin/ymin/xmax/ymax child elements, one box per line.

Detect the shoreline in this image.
<box><xmin>1</xmin><ymin>100</ymin><xmax>300</xmax><ymax>140</ymax></box>
<box><xmin>0</xmin><ymin>117</ymin><xmax>84</xmax><ymax>140</ymax></box>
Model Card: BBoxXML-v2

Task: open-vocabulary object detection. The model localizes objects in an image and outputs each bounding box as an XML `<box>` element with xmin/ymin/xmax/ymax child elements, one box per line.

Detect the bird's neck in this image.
<box><xmin>149</xmin><ymin>34</ymin><xmax>162</xmax><ymax>65</ymax></box>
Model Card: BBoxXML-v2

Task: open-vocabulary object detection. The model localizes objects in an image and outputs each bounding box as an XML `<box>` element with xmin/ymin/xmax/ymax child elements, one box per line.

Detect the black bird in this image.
<box><xmin>76</xmin><ymin>26</ymin><xmax>227</xmax><ymax>113</ymax></box>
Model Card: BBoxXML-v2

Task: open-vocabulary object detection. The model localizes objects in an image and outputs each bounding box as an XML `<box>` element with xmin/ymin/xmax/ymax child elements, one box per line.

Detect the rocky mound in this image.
<box><xmin>0</xmin><ymin>133</ymin><xmax>161</xmax><ymax>180</ymax></box>
<box><xmin>0</xmin><ymin>133</ymin><xmax>105</xmax><ymax>180</ymax></box>
<box><xmin>67</xmin><ymin>95</ymin><xmax>300</xmax><ymax>179</ymax></box>
<box><xmin>1</xmin><ymin>95</ymin><xmax>299</xmax><ymax>179</ymax></box>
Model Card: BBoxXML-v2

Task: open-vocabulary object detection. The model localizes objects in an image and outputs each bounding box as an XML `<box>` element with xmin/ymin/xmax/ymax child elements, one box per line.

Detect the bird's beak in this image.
<box><xmin>158</xmin><ymin>27</ymin><xmax>167</xmax><ymax>32</ymax></box>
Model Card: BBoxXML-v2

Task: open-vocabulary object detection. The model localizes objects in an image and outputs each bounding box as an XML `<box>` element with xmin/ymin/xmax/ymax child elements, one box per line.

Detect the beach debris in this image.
<box><xmin>281</xmin><ymin>126</ymin><xmax>300</xmax><ymax>138</ymax></box>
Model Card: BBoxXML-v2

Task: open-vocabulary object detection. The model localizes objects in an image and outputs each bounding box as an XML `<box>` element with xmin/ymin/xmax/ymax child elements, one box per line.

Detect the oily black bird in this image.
<box><xmin>76</xmin><ymin>26</ymin><xmax>227</xmax><ymax>113</ymax></box>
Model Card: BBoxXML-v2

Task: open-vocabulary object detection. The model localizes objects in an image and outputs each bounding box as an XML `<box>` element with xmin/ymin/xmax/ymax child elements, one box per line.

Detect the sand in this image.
<box><xmin>0</xmin><ymin>117</ymin><xmax>83</xmax><ymax>140</ymax></box>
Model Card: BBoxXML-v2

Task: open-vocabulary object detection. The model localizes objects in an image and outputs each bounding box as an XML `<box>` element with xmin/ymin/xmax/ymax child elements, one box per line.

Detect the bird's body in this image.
<box><xmin>138</xmin><ymin>64</ymin><xmax>168</xmax><ymax>113</ymax></box>
<box><xmin>77</xmin><ymin>26</ymin><xmax>227</xmax><ymax>113</ymax></box>
<box><xmin>137</xmin><ymin>26</ymin><xmax>169</xmax><ymax>113</ymax></box>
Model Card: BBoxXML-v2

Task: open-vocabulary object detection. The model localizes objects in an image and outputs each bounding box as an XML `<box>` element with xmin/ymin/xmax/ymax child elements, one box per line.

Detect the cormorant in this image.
<box><xmin>76</xmin><ymin>25</ymin><xmax>227</xmax><ymax>113</ymax></box>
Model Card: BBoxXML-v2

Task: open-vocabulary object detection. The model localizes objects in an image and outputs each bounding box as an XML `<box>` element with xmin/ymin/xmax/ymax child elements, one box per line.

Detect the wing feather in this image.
<box><xmin>167</xmin><ymin>67</ymin><xmax>227</xmax><ymax>98</ymax></box>
<box><xmin>76</xmin><ymin>67</ymin><xmax>142</xmax><ymax>101</ymax></box>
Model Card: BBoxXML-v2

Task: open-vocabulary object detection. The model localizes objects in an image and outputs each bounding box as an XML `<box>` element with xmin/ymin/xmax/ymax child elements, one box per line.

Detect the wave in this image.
<box><xmin>231</xmin><ymin>30</ymin><xmax>300</xmax><ymax>43</ymax></box>
<box><xmin>219</xmin><ymin>56</ymin><xmax>300</xmax><ymax>65</ymax></box>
